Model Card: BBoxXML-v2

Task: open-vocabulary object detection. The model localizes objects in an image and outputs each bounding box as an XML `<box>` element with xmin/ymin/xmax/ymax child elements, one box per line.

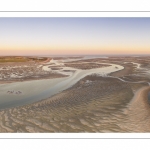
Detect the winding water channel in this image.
<box><xmin>0</xmin><ymin>58</ymin><xmax>124</xmax><ymax>109</ymax></box>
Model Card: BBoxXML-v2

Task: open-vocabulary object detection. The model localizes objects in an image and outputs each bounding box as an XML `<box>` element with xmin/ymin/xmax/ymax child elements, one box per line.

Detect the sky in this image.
<box><xmin>0</xmin><ymin>17</ymin><xmax>150</xmax><ymax>56</ymax></box>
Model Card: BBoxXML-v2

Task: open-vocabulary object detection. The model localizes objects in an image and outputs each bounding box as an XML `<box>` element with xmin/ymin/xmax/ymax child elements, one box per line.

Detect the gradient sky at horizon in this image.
<box><xmin>0</xmin><ymin>17</ymin><xmax>150</xmax><ymax>56</ymax></box>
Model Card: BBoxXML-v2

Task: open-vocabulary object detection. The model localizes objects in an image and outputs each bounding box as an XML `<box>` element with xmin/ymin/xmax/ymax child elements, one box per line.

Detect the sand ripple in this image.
<box><xmin>0</xmin><ymin>76</ymin><xmax>136</xmax><ymax>132</ymax></box>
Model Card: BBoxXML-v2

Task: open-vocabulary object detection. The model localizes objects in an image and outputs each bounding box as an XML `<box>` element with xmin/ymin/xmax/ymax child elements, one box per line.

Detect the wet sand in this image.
<box><xmin>0</xmin><ymin>76</ymin><xmax>134</xmax><ymax>132</ymax></box>
<box><xmin>0</xmin><ymin>56</ymin><xmax>150</xmax><ymax>132</ymax></box>
<box><xmin>110</xmin><ymin>64</ymin><xmax>135</xmax><ymax>77</ymax></box>
<box><xmin>64</xmin><ymin>63</ymin><xmax>110</xmax><ymax>70</ymax></box>
<box><xmin>118</xmin><ymin>86</ymin><xmax>150</xmax><ymax>132</ymax></box>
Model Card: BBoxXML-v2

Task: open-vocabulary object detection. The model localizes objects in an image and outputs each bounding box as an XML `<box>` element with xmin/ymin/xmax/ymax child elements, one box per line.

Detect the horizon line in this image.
<box><xmin>0</xmin><ymin>54</ymin><xmax>150</xmax><ymax>57</ymax></box>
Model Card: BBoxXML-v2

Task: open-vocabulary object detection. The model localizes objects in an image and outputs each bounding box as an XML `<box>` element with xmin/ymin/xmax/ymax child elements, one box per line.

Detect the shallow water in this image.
<box><xmin>0</xmin><ymin>59</ymin><xmax>124</xmax><ymax>109</ymax></box>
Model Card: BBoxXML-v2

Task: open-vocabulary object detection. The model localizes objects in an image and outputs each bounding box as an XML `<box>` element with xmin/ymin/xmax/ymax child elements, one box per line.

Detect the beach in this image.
<box><xmin>0</xmin><ymin>56</ymin><xmax>150</xmax><ymax>132</ymax></box>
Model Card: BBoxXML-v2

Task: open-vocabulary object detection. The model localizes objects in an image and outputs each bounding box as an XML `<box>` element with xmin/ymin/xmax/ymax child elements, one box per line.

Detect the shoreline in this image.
<box><xmin>0</xmin><ymin>74</ymin><xmax>68</xmax><ymax>84</ymax></box>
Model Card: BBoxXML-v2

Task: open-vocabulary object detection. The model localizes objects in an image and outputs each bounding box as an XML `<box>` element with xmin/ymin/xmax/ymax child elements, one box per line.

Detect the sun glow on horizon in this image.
<box><xmin>0</xmin><ymin>18</ymin><xmax>150</xmax><ymax>56</ymax></box>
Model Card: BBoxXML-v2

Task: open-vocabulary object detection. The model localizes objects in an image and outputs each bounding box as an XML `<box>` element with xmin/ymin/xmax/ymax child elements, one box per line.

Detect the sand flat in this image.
<box><xmin>0</xmin><ymin>56</ymin><xmax>150</xmax><ymax>132</ymax></box>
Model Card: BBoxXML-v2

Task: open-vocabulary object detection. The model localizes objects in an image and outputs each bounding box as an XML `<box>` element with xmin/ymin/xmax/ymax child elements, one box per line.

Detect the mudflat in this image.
<box><xmin>0</xmin><ymin>56</ymin><xmax>150</xmax><ymax>132</ymax></box>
